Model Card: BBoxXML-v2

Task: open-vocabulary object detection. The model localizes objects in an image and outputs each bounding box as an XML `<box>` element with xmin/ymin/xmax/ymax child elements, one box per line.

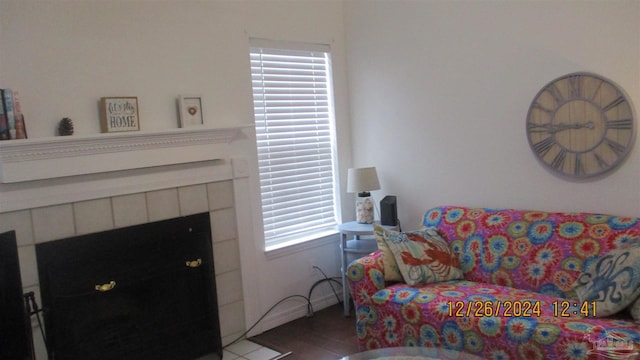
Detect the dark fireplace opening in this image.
<box><xmin>36</xmin><ymin>213</ymin><xmax>222</xmax><ymax>360</ymax></box>
<box><xmin>1</xmin><ymin>230</ymin><xmax>33</xmax><ymax>360</ymax></box>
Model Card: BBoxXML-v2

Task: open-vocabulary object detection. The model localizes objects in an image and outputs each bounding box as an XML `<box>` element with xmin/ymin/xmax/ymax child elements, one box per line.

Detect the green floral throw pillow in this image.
<box><xmin>375</xmin><ymin>224</ymin><xmax>463</xmax><ymax>286</ymax></box>
<box><xmin>574</xmin><ymin>242</ymin><xmax>640</xmax><ymax>317</ymax></box>
<box><xmin>373</xmin><ymin>224</ymin><xmax>404</xmax><ymax>282</ymax></box>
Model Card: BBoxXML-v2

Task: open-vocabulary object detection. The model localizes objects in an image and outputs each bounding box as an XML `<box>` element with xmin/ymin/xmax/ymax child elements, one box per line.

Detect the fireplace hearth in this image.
<box><xmin>35</xmin><ymin>212</ymin><xmax>222</xmax><ymax>360</ymax></box>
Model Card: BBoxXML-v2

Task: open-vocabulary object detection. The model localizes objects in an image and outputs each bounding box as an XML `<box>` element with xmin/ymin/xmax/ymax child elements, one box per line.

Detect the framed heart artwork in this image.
<box><xmin>178</xmin><ymin>95</ymin><xmax>204</xmax><ymax>127</ymax></box>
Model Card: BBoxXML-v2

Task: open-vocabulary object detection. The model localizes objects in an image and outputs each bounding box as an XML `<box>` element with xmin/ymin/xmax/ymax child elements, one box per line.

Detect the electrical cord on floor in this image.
<box><xmin>223</xmin><ymin>294</ymin><xmax>313</xmax><ymax>349</ymax></box>
<box><xmin>305</xmin><ymin>277</ymin><xmax>343</xmax><ymax>318</ymax></box>
<box><xmin>223</xmin><ymin>267</ymin><xmax>344</xmax><ymax>349</ymax></box>
<box><xmin>310</xmin><ymin>265</ymin><xmax>342</xmax><ymax>308</ymax></box>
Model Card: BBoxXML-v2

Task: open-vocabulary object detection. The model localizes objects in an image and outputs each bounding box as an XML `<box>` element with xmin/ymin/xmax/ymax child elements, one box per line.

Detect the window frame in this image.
<box><xmin>249</xmin><ymin>39</ymin><xmax>341</xmax><ymax>253</ymax></box>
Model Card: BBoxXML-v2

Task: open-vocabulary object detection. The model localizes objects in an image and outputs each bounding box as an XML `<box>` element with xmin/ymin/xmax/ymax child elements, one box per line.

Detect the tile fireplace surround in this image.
<box><xmin>0</xmin><ymin>126</ymin><xmax>252</xmax><ymax>359</ymax></box>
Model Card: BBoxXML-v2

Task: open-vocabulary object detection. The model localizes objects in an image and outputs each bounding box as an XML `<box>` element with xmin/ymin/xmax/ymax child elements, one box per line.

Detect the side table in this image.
<box><xmin>340</xmin><ymin>221</ymin><xmax>398</xmax><ymax>316</ymax></box>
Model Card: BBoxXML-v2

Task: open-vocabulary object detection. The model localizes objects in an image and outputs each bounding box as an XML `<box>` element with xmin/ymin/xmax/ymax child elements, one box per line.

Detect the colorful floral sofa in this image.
<box><xmin>347</xmin><ymin>206</ymin><xmax>640</xmax><ymax>359</ymax></box>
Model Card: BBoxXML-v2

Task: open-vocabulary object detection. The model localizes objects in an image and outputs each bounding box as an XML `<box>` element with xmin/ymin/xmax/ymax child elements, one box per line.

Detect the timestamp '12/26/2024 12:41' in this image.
<box><xmin>447</xmin><ymin>300</ymin><xmax>597</xmax><ymax>318</ymax></box>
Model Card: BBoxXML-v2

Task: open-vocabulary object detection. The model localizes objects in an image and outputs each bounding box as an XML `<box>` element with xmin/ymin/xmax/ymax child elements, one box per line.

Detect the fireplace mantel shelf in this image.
<box><xmin>0</xmin><ymin>126</ymin><xmax>250</xmax><ymax>183</ymax></box>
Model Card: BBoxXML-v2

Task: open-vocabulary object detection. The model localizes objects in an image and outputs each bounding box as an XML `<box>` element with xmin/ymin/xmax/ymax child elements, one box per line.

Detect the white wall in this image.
<box><xmin>9</xmin><ymin>0</ymin><xmax>638</xmax><ymax>340</ymax></box>
<box><xmin>0</xmin><ymin>0</ymin><xmax>352</xmax><ymax>336</ymax></box>
<box><xmin>344</xmin><ymin>0</ymin><xmax>640</xmax><ymax>228</ymax></box>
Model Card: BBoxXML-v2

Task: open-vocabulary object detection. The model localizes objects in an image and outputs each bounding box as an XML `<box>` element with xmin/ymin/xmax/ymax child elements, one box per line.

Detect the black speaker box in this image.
<box><xmin>380</xmin><ymin>196</ymin><xmax>397</xmax><ymax>226</ymax></box>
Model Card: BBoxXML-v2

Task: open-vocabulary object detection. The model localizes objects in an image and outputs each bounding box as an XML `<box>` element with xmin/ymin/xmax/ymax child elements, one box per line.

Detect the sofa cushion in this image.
<box><xmin>574</xmin><ymin>242</ymin><xmax>640</xmax><ymax>317</ymax></box>
<box><xmin>374</xmin><ymin>224</ymin><xmax>462</xmax><ymax>286</ymax></box>
<box><xmin>356</xmin><ymin>278</ymin><xmax>640</xmax><ymax>357</ymax></box>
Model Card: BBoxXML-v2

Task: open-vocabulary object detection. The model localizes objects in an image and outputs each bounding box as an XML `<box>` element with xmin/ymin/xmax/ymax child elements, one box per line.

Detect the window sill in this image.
<box><xmin>265</xmin><ymin>230</ymin><xmax>339</xmax><ymax>260</ymax></box>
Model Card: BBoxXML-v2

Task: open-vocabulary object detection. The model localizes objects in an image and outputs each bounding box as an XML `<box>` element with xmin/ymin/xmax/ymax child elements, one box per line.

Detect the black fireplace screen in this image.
<box><xmin>36</xmin><ymin>213</ymin><xmax>222</xmax><ymax>360</ymax></box>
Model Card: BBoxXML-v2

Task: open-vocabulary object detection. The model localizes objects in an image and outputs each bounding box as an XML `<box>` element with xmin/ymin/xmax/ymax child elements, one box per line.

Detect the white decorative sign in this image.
<box><xmin>100</xmin><ymin>97</ymin><xmax>140</xmax><ymax>133</ymax></box>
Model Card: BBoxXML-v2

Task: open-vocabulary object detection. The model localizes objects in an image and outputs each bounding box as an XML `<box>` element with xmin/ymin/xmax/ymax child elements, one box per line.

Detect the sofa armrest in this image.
<box><xmin>346</xmin><ymin>250</ymin><xmax>386</xmax><ymax>308</ymax></box>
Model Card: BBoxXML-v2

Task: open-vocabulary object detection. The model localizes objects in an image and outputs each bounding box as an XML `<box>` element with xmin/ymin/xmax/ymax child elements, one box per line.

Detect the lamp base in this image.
<box><xmin>355</xmin><ymin>194</ymin><xmax>375</xmax><ymax>224</ymax></box>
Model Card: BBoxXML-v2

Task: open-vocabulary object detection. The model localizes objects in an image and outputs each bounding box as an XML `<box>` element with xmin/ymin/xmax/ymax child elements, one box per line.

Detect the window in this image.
<box><xmin>250</xmin><ymin>39</ymin><xmax>339</xmax><ymax>251</ymax></box>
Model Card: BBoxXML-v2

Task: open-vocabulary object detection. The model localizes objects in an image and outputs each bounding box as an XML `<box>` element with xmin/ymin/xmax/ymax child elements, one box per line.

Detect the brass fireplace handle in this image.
<box><xmin>95</xmin><ymin>281</ymin><xmax>116</xmax><ymax>292</ymax></box>
<box><xmin>186</xmin><ymin>258</ymin><xmax>202</xmax><ymax>268</ymax></box>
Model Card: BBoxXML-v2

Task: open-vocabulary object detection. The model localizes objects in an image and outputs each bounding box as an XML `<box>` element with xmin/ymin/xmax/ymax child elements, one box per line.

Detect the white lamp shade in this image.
<box><xmin>347</xmin><ymin>167</ymin><xmax>381</xmax><ymax>194</ymax></box>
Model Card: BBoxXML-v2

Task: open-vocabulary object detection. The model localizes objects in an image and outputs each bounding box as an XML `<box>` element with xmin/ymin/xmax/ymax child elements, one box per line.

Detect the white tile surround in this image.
<box><xmin>0</xmin><ymin>127</ymin><xmax>253</xmax><ymax>359</ymax></box>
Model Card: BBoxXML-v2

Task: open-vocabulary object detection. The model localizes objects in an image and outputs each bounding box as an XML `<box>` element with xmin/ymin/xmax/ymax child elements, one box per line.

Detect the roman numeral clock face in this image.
<box><xmin>526</xmin><ymin>73</ymin><xmax>635</xmax><ymax>179</ymax></box>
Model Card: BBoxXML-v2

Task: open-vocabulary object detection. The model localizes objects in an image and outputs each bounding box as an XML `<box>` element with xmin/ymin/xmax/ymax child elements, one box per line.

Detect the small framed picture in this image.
<box><xmin>100</xmin><ymin>97</ymin><xmax>140</xmax><ymax>133</ymax></box>
<box><xmin>178</xmin><ymin>95</ymin><xmax>204</xmax><ymax>127</ymax></box>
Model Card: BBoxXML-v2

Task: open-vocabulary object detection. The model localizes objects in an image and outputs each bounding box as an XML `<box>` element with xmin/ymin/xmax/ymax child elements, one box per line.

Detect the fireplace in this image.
<box><xmin>0</xmin><ymin>127</ymin><xmax>251</xmax><ymax>359</ymax></box>
<box><xmin>35</xmin><ymin>213</ymin><xmax>222</xmax><ymax>360</ymax></box>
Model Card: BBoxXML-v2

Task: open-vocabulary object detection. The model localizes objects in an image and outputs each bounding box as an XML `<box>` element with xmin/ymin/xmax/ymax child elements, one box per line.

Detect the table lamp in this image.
<box><xmin>347</xmin><ymin>167</ymin><xmax>380</xmax><ymax>224</ymax></box>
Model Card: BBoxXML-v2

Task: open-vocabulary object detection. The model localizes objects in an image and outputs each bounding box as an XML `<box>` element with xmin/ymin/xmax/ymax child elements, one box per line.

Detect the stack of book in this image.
<box><xmin>0</xmin><ymin>88</ymin><xmax>27</xmax><ymax>140</ymax></box>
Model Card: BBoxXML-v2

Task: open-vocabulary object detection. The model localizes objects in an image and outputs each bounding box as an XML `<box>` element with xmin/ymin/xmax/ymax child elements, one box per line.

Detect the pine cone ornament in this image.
<box><xmin>58</xmin><ymin>117</ymin><xmax>74</xmax><ymax>136</ymax></box>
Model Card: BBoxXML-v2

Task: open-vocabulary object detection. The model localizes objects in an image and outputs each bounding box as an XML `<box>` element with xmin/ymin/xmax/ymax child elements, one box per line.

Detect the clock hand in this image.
<box><xmin>554</xmin><ymin>121</ymin><xmax>594</xmax><ymax>132</ymax></box>
<box><xmin>528</xmin><ymin>121</ymin><xmax>594</xmax><ymax>134</ymax></box>
<box><xmin>527</xmin><ymin>123</ymin><xmax>554</xmax><ymax>132</ymax></box>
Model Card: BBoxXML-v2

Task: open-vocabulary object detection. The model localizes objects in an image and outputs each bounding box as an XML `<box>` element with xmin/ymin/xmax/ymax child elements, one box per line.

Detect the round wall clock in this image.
<box><xmin>526</xmin><ymin>72</ymin><xmax>635</xmax><ymax>179</ymax></box>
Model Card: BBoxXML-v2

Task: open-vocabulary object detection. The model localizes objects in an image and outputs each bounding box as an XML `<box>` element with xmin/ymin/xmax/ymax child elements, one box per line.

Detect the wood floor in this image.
<box><xmin>249</xmin><ymin>303</ymin><xmax>360</xmax><ymax>360</ymax></box>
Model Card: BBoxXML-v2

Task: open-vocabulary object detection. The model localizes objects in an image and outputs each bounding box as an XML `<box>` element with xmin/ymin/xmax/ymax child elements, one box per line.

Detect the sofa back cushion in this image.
<box><xmin>423</xmin><ymin>206</ymin><xmax>640</xmax><ymax>298</ymax></box>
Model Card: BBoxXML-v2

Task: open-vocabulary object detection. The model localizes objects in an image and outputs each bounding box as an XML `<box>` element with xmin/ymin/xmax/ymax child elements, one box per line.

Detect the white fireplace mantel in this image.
<box><xmin>0</xmin><ymin>126</ymin><xmax>252</xmax><ymax>213</ymax></box>
<box><xmin>0</xmin><ymin>126</ymin><xmax>248</xmax><ymax>183</ymax></box>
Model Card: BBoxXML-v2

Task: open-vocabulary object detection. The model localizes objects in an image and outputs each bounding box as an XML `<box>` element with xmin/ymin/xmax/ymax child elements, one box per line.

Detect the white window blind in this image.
<box><xmin>250</xmin><ymin>41</ymin><xmax>338</xmax><ymax>250</ymax></box>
